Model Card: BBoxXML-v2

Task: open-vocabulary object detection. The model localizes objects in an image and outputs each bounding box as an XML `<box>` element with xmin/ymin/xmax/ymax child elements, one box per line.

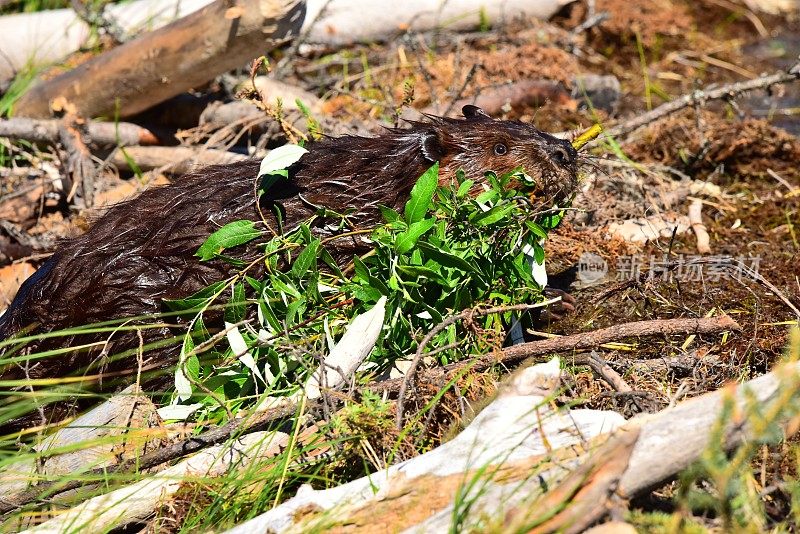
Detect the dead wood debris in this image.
<box><xmin>0</xmin><ymin>315</ymin><xmax>738</xmax><ymax>515</ymax></box>
<box><xmin>108</xmin><ymin>145</ymin><xmax>248</xmax><ymax>174</ymax></box>
<box><xmin>56</xmin><ymin>113</ymin><xmax>96</xmax><ymax>207</ymax></box>
<box><xmin>13</xmin><ymin>0</ymin><xmax>305</xmax><ymax>119</ymax></box>
<box><xmin>0</xmin><ymin>117</ymin><xmax>164</xmax><ymax>146</ymax></box>
<box><xmin>594</xmin><ymin>60</ymin><xmax>800</xmax><ymax>147</ymax></box>
<box><xmin>210</xmin><ymin>351</ymin><xmax>800</xmax><ymax>532</ymax></box>
<box><xmin>0</xmin><ymin>2</ymin><xmax>799</xmax><ymax>530</ymax></box>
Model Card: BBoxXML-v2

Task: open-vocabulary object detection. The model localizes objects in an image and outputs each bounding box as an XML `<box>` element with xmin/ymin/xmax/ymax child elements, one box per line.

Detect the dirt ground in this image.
<box><xmin>1</xmin><ymin>0</ymin><xmax>800</xmax><ymax>528</ymax></box>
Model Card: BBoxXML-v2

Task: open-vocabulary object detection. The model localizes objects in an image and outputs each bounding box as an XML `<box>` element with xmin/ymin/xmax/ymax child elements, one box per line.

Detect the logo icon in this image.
<box><xmin>577</xmin><ymin>252</ymin><xmax>608</xmax><ymax>285</ymax></box>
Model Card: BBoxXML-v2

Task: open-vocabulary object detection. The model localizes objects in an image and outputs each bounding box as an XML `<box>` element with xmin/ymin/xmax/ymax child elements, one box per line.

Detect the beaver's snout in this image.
<box><xmin>542</xmin><ymin>137</ymin><xmax>580</xmax><ymax>206</ymax></box>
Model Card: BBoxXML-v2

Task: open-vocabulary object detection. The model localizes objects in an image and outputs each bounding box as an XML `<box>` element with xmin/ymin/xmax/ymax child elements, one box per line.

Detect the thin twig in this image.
<box><xmin>590</xmin><ymin>61</ymin><xmax>800</xmax><ymax>147</ymax></box>
<box><xmin>442</xmin><ymin>63</ymin><xmax>480</xmax><ymax>117</ymax></box>
<box><xmin>0</xmin><ymin>401</ymin><xmax>302</xmax><ymax>515</ymax></box>
<box><xmin>587</xmin><ymin>350</ymin><xmax>632</xmax><ymax>393</ymax></box>
<box><xmin>394</xmin><ymin>301</ymin><xmax>555</xmax><ymax>429</ymax></box>
<box><xmin>570</xmin><ymin>12</ymin><xmax>609</xmax><ymax>36</ymax></box>
<box><xmin>686</xmin><ymin>257</ymin><xmax>800</xmax><ymax>319</ymax></box>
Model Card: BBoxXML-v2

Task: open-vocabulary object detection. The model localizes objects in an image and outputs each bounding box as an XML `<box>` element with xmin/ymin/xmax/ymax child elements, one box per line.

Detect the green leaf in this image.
<box><xmin>532</xmin><ymin>242</ymin><xmax>545</xmax><ymax>264</ymax></box>
<box><xmin>404</xmin><ymin>163</ymin><xmax>439</xmax><ymax>224</ymax></box>
<box><xmin>290</xmin><ymin>239</ymin><xmax>319</xmax><ymax>279</ymax></box>
<box><xmin>538</xmin><ymin>210</ymin><xmax>564</xmax><ymax>230</ymax></box>
<box><xmin>475</xmin><ymin>189</ymin><xmax>498</xmax><ymax>204</ymax></box>
<box><xmin>195</xmin><ymin>220</ymin><xmax>262</xmax><ymax>261</ymax></box>
<box><xmin>352</xmin><ymin>256</ymin><xmax>390</xmax><ymax>296</ymax></box>
<box><xmin>353</xmin><ymin>256</ymin><xmax>371</xmax><ymax>284</ymax></box>
<box><xmin>259</xmin><ymin>301</ymin><xmax>281</xmax><ymax>332</ymax></box>
<box><xmin>299</xmin><ymin>223</ymin><xmax>313</xmax><ymax>243</ymax></box>
<box><xmin>456</xmin><ymin>179</ymin><xmax>474</xmax><ymax>198</ymax></box>
<box><xmin>388</xmin><ymin>275</ymin><xmax>400</xmax><ymax>291</ymax></box>
<box><xmin>244</xmin><ymin>276</ymin><xmax>263</xmax><ymax>293</ymax></box>
<box><xmin>485</xmin><ymin>171</ymin><xmax>502</xmax><ymax>191</ymax></box>
<box><xmin>353</xmin><ymin>284</ymin><xmax>382</xmax><ymax>303</ymax></box>
<box><xmin>285</xmin><ymin>298</ymin><xmax>306</xmax><ymax>326</ymax></box>
<box><xmin>258</xmin><ymin>144</ymin><xmax>308</xmax><ymax>194</ymax></box>
<box><xmin>525</xmin><ymin>221</ymin><xmax>549</xmax><ymax>240</ymax></box>
<box><xmin>260</xmin><ymin>171</ymin><xmax>287</xmax><ymax>195</ymax></box>
<box><xmin>416</xmin><ymin>241</ymin><xmax>475</xmax><ymax>272</ymax></box>
<box><xmin>379</xmin><ymin>205</ymin><xmax>401</xmax><ymax>223</ymax></box>
<box><xmin>258</xmin><ymin>144</ymin><xmax>308</xmax><ymax>177</ymax></box>
<box><xmin>320</xmin><ymin>248</ymin><xmax>345</xmax><ymax>278</ymax></box>
<box><xmin>395</xmin><ymin>218</ymin><xmax>435</xmax><ymax>254</ymax></box>
<box><xmin>164</xmin><ymin>281</ymin><xmax>226</xmax><ymax>312</ymax></box>
<box><xmin>271</xmin><ymin>277</ymin><xmax>302</xmax><ymax>299</ymax></box>
<box><xmin>396</xmin><ymin>264</ymin><xmax>447</xmax><ymax>284</ymax></box>
<box><xmin>224</xmin><ymin>282</ymin><xmax>246</xmax><ymax>324</ymax></box>
<box><xmin>185</xmin><ymin>355</ymin><xmax>200</xmax><ymax>381</ymax></box>
<box><xmin>470</xmin><ymin>203</ymin><xmax>516</xmax><ymax>227</ymax></box>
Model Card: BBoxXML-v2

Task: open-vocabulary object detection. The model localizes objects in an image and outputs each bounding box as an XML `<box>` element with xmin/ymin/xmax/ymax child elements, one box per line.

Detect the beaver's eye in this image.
<box><xmin>494</xmin><ymin>143</ymin><xmax>508</xmax><ymax>156</ymax></box>
<box><xmin>553</xmin><ymin>146</ymin><xmax>570</xmax><ymax>166</ymax></box>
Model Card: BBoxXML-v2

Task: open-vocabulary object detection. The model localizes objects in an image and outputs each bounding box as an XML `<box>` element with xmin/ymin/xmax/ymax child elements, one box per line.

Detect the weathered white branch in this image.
<box><xmin>301</xmin><ymin>0</ymin><xmax>575</xmax><ymax>46</ymax></box>
<box><xmin>221</xmin><ymin>353</ymin><xmax>800</xmax><ymax>532</ymax></box>
<box><xmin>0</xmin><ymin>386</ymin><xmax>160</xmax><ymax>501</ymax></box>
<box><xmin>224</xmin><ymin>358</ymin><xmax>625</xmax><ymax>533</ymax></box>
<box><xmin>23</xmin><ymin>431</ymin><xmax>288</xmax><ymax>533</ymax></box>
<box><xmin>618</xmin><ymin>359</ymin><xmax>800</xmax><ymax>496</ymax></box>
<box><xmin>0</xmin><ymin>0</ymin><xmax>212</xmax><ymax>84</ymax></box>
<box><xmin>688</xmin><ymin>198</ymin><xmax>712</xmax><ymax>254</ymax></box>
<box><xmin>0</xmin><ymin>0</ymin><xmax>574</xmax><ymax>85</ymax></box>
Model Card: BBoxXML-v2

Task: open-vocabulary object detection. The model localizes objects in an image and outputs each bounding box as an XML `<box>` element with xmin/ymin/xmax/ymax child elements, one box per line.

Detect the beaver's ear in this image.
<box><xmin>420</xmin><ymin>131</ymin><xmax>445</xmax><ymax>162</ymax></box>
<box><xmin>462</xmin><ymin>105</ymin><xmax>492</xmax><ymax>121</ymax></box>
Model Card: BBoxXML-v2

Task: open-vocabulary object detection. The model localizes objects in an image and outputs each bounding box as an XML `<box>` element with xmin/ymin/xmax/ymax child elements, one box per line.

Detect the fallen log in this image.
<box><xmin>526</xmin><ymin>335</ymin><xmax>800</xmax><ymax>531</ymax></box>
<box><xmin>222</xmin><ymin>338</ymin><xmax>800</xmax><ymax>532</ymax></box>
<box><xmin>21</xmin><ymin>431</ymin><xmax>288</xmax><ymax>533</ymax></box>
<box><xmin>1</xmin><ymin>0</ymin><xmax>575</xmax><ymax>90</ymax></box>
<box><xmin>301</xmin><ymin>0</ymin><xmax>576</xmax><ymax>46</ymax></box>
<box><xmin>13</xmin><ymin>0</ymin><xmax>305</xmax><ymax>119</ymax></box>
<box><xmin>108</xmin><ymin>146</ymin><xmax>249</xmax><ymax>174</ymax></box>
<box><xmin>0</xmin><ymin>386</ymin><xmax>162</xmax><ymax>503</ymax></box>
<box><xmin>0</xmin><ymin>0</ymin><xmax>212</xmax><ymax>84</ymax></box>
<box><xmin>223</xmin><ymin>358</ymin><xmax>626</xmax><ymax>533</ymax></box>
<box><xmin>0</xmin><ymin>117</ymin><xmax>166</xmax><ymax>146</ymax></box>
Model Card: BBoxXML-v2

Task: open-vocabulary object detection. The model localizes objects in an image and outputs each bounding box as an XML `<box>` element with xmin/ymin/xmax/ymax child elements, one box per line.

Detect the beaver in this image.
<box><xmin>0</xmin><ymin>105</ymin><xmax>578</xmax><ymax>430</ymax></box>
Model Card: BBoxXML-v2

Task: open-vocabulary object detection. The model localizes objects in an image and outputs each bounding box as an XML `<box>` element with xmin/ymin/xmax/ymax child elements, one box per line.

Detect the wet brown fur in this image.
<box><xmin>0</xmin><ymin>107</ymin><xmax>578</xmax><ymax>428</ymax></box>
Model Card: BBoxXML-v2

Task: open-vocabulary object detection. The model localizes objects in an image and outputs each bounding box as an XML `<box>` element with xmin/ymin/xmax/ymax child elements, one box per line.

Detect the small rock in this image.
<box><xmin>572</xmin><ymin>74</ymin><xmax>622</xmax><ymax>114</ymax></box>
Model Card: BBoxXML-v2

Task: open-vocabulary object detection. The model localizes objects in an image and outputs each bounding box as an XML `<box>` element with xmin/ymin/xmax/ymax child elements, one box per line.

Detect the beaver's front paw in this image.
<box><xmin>535</xmin><ymin>287</ymin><xmax>576</xmax><ymax>324</ymax></box>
